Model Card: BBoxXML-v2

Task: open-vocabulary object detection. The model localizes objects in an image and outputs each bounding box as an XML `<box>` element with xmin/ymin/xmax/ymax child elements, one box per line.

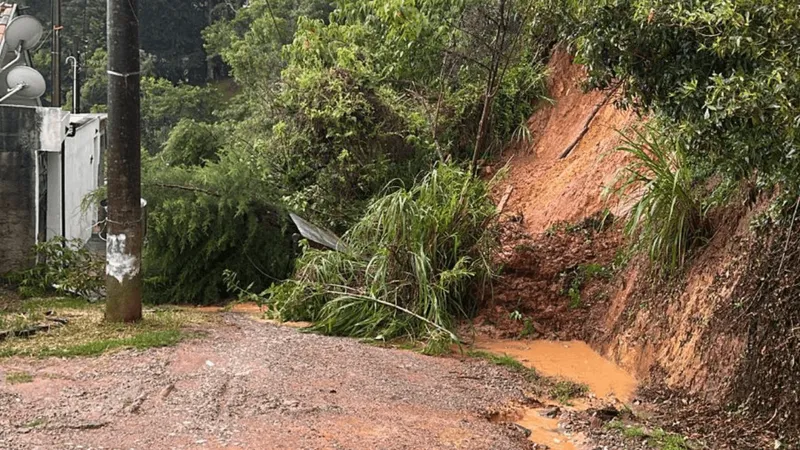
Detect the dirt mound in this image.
<box><xmin>474</xmin><ymin>216</ymin><xmax>621</xmax><ymax>341</ymax></box>
<box><xmin>480</xmin><ymin>47</ymin><xmax>637</xmax><ymax>341</ymax></box>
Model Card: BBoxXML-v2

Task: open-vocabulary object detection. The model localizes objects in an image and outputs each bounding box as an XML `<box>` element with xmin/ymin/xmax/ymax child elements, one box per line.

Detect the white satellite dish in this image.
<box><xmin>0</xmin><ymin>66</ymin><xmax>46</xmax><ymax>103</ymax></box>
<box><xmin>4</xmin><ymin>16</ymin><xmax>44</xmax><ymax>51</ymax></box>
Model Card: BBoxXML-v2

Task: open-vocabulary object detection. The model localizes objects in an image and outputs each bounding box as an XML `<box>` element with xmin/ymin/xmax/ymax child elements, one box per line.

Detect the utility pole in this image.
<box><xmin>51</xmin><ymin>0</ymin><xmax>61</xmax><ymax>107</ymax></box>
<box><xmin>105</xmin><ymin>0</ymin><xmax>142</xmax><ymax>322</ymax></box>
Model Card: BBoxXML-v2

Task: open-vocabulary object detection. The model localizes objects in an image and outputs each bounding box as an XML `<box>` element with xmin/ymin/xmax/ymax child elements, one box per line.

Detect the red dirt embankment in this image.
<box><xmin>499</xmin><ymin>48</ymin><xmax>637</xmax><ymax>231</ymax></box>
<box><xmin>488</xmin><ymin>47</ymin><xmax>798</xmax><ymax>446</ymax></box>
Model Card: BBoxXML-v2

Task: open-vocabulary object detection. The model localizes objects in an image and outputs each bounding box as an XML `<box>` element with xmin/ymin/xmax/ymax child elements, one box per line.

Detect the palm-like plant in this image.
<box><xmin>268</xmin><ymin>163</ymin><xmax>499</xmax><ymax>349</ymax></box>
<box><xmin>615</xmin><ymin>126</ymin><xmax>711</xmax><ymax>275</ymax></box>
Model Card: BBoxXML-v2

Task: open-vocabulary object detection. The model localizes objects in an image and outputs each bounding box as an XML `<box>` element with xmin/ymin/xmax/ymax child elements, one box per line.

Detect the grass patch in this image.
<box><xmin>34</xmin><ymin>329</ymin><xmax>184</xmax><ymax>357</ymax></box>
<box><xmin>606</xmin><ymin>419</ymin><xmax>695</xmax><ymax>449</ymax></box>
<box><xmin>613</xmin><ymin>126</ymin><xmax>711</xmax><ymax>275</ymax></box>
<box><xmin>24</xmin><ymin>418</ymin><xmax>46</xmax><ymax>429</ymax></box>
<box><xmin>5</xmin><ymin>371</ymin><xmax>33</xmax><ymax>384</ymax></box>
<box><xmin>467</xmin><ymin>350</ymin><xmax>538</xmax><ymax>380</ymax></box>
<box><xmin>0</xmin><ymin>298</ymin><xmax>212</xmax><ymax>358</ymax></box>
<box><xmin>549</xmin><ymin>379</ymin><xmax>589</xmax><ymax>404</ymax></box>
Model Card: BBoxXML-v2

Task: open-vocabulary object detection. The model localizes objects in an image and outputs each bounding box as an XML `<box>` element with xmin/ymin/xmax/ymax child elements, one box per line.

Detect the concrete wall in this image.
<box><xmin>0</xmin><ymin>105</ymin><xmax>40</xmax><ymax>273</ymax></box>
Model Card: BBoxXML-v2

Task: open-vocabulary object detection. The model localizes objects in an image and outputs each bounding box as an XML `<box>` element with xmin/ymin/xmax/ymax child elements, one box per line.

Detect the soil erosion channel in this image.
<box><xmin>477</xmin><ymin>339</ymin><xmax>637</xmax><ymax>450</ymax></box>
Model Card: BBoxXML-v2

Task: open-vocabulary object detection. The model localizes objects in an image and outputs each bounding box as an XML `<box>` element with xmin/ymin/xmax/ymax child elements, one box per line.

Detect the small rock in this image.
<box><xmin>159</xmin><ymin>384</ymin><xmax>175</xmax><ymax>401</ymax></box>
<box><xmin>540</xmin><ymin>406</ymin><xmax>561</xmax><ymax>418</ymax></box>
<box><xmin>282</xmin><ymin>399</ymin><xmax>300</xmax><ymax>408</ymax></box>
<box><xmin>511</xmin><ymin>423</ymin><xmax>532</xmax><ymax>438</ymax></box>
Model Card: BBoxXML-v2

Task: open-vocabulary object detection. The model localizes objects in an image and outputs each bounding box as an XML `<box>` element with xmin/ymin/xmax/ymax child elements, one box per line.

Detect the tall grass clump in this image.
<box><xmin>268</xmin><ymin>163</ymin><xmax>499</xmax><ymax>349</ymax></box>
<box><xmin>615</xmin><ymin>126</ymin><xmax>711</xmax><ymax>275</ymax></box>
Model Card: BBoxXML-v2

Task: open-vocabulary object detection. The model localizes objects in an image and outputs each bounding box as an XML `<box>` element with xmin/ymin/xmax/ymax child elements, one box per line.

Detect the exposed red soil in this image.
<box><xmin>497</xmin><ymin>48</ymin><xmax>638</xmax><ymax>235</ymax></box>
<box><xmin>472</xmin><ymin>217</ymin><xmax>622</xmax><ymax>341</ymax></box>
<box><xmin>0</xmin><ymin>314</ymin><xmax>536</xmax><ymax>450</ymax></box>
<box><xmin>481</xmin><ymin>45</ymin><xmax>799</xmax><ymax>446</ymax></box>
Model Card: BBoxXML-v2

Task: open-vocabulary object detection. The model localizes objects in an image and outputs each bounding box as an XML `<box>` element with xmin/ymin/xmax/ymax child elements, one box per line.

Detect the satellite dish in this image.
<box><xmin>4</xmin><ymin>16</ymin><xmax>44</xmax><ymax>51</ymax></box>
<box><xmin>5</xmin><ymin>66</ymin><xmax>46</xmax><ymax>99</ymax></box>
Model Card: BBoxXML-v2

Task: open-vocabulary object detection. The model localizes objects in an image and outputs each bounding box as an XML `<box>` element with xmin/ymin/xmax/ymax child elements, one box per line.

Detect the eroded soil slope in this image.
<box><xmin>499</xmin><ymin>48</ymin><xmax>638</xmax><ymax>233</ymax></box>
<box><xmin>487</xmin><ymin>47</ymin><xmax>799</xmax><ymax>445</ymax></box>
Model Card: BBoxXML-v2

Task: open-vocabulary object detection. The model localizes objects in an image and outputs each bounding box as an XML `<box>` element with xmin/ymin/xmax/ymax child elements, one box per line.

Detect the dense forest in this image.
<box><xmin>17</xmin><ymin>0</ymin><xmax>800</xmax><ymax>344</ymax></box>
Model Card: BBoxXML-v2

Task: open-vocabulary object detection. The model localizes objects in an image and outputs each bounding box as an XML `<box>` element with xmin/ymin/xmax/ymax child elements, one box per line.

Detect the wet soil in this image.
<box><xmin>0</xmin><ymin>313</ymin><xmax>535</xmax><ymax>450</ymax></box>
<box><xmin>474</xmin><ymin>216</ymin><xmax>622</xmax><ymax>342</ymax></box>
<box><xmin>476</xmin><ymin>338</ymin><xmax>637</xmax><ymax>450</ymax></box>
<box><xmin>476</xmin><ymin>339</ymin><xmax>636</xmax><ymax>402</ymax></box>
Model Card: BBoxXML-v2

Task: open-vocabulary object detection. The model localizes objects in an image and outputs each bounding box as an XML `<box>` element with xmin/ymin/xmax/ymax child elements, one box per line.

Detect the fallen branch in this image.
<box><xmin>0</xmin><ymin>319</ymin><xmax>68</xmax><ymax>342</ymax></box>
<box><xmin>496</xmin><ymin>186</ymin><xmax>514</xmax><ymax>215</ymax></box>
<box><xmin>558</xmin><ymin>84</ymin><xmax>620</xmax><ymax>159</ymax></box>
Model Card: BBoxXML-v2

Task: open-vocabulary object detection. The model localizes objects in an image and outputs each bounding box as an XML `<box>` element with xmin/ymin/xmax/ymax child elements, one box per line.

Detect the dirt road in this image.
<box><xmin>0</xmin><ymin>313</ymin><xmax>532</xmax><ymax>450</ymax></box>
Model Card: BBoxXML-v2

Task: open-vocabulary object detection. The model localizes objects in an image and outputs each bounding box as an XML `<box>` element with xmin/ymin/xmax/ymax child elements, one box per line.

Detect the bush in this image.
<box><xmin>161</xmin><ymin>119</ymin><xmax>225</xmax><ymax>167</ymax></box>
<box><xmin>267</xmin><ymin>164</ymin><xmax>499</xmax><ymax>348</ymax></box>
<box><xmin>141</xmin><ymin>150</ymin><xmax>295</xmax><ymax>305</ymax></box>
<box><xmin>569</xmin><ymin>0</ymin><xmax>800</xmax><ymax>190</ymax></box>
<box><xmin>615</xmin><ymin>126</ymin><xmax>711</xmax><ymax>274</ymax></box>
<box><xmin>3</xmin><ymin>237</ymin><xmax>104</xmax><ymax>300</ymax></box>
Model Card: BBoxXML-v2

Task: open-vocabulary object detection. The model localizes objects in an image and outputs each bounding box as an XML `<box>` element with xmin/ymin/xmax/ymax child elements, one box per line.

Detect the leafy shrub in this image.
<box><xmin>4</xmin><ymin>237</ymin><xmax>104</xmax><ymax>300</ymax></box>
<box><xmin>569</xmin><ymin>0</ymin><xmax>800</xmax><ymax>191</ymax></box>
<box><xmin>615</xmin><ymin>126</ymin><xmax>711</xmax><ymax>274</ymax></box>
<box><xmin>141</xmin><ymin>151</ymin><xmax>295</xmax><ymax>305</ymax></box>
<box><xmin>267</xmin><ymin>164</ymin><xmax>499</xmax><ymax>347</ymax></box>
<box><xmin>161</xmin><ymin>119</ymin><xmax>225</xmax><ymax>167</ymax></box>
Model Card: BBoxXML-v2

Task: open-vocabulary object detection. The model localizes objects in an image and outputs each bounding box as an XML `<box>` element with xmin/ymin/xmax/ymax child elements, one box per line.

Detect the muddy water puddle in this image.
<box><xmin>476</xmin><ymin>339</ymin><xmax>637</xmax><ymax>449</ymax></box>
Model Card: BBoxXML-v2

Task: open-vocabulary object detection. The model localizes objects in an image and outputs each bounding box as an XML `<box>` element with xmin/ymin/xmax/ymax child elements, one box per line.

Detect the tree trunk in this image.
<box><xmin>105</xmin><ymin>0</ymin><xmax>143</xmax><ymax>322</ymax></box>
<box><xmin>470</xmin><ymin>0</ymin><xmax>506</xmax><ymax>176</ymax></box>
<box><xmin>471</xmin><ymin>89</ymin><xmax>494</xmax><ymax>175</ymax></box>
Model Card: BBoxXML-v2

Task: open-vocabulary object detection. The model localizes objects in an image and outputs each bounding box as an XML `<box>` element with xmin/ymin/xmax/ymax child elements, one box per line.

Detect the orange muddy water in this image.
<box><xmin>476</xmin><ymin>339</ymin><xmax>637</xmax><ymax>402</ymax></box>
<box><xmin>476</xmin><ymin>339</ymin><xmax>637</xmax><ymax>449</ymax></box>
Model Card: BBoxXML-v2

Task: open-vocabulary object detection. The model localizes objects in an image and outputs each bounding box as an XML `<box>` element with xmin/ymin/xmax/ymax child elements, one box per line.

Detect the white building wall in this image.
<box><xmin>46</xmin><ymin>115</ymin><xmax>105</xmax><ymax>243</ymax></box>
<box><xmin>45</xmin><ymin>151</ymin><xmax>62</xmax><ymax>240</ymax></box>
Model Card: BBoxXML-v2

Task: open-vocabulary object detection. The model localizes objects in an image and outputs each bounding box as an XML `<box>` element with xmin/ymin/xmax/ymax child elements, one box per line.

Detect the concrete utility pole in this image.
<box><xmin>105</xmin><ymin>0</ymin><xmax>142</xmax><ymax>322</ymax></box>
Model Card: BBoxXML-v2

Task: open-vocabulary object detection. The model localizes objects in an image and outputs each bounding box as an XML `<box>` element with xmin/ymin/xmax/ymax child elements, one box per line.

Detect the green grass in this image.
<box><xmin>467</xmin><ymin>350</ymin><xmax>538</xmax><ymax>380</ymax></box>
<box><xmin>31</xmin><ymin>330</ymin><xmax>184</xmax><ymax>358</ymax></box>
<box><xmin>5</xmin><ymin>371</ymin><xmax>33</xmax><ymax>384</ymax></box>
<box><xmin>549</xmin><ymin>379</ymin><xmax>589</xmax><ymax>404</ymax></box>
<box><xmin>0</xmin><ymin>298</ymin><xmax>212</xmax><ymax>358</ymax></box>
<box><xmin>468</xmin><ymin>350</ymin><xmax>528</xmax><ymax>371</ymax></box>
<box><xmin>24</xmin><ymin>418</ymin><xmax>46</xmax><ymax>429</ymax></box>
<box><xmin>614</xmin><ymin>126</ymin><xmax>711</xmax><ymax>275</ymax></box>
<box><xmin>606</xmin><ymin>419</ymin><xmax>695</xmax><ymax>449</ymax></box>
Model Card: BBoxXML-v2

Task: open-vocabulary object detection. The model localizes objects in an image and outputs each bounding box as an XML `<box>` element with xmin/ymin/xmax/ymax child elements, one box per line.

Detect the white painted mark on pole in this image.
<box><xmin>106</xmin><ymin>233</ymin><xmax>139</xmax><ymax>283</ymax></box>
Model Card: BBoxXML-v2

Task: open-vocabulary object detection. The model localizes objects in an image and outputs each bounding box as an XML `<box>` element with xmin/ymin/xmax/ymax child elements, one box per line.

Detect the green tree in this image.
<box><xmin>161</xmin><ymin>119</ymin><xmax>225</xmax><ymax>167</ymax></box>
<box><xmin>569</xmin><ymin>0</ymin><xmax>800</xmax><ymax>189</ymax></box>
<box><xmin>140</xmin><ymin>77</ymin><xmax>221</xmax><ymax>153</ymax></box>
